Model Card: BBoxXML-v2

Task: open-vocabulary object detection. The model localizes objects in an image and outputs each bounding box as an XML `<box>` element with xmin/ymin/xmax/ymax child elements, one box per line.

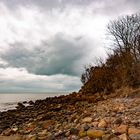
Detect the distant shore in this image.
<box><xmin>0</xmin><ymin>92</ymin><xmax>68</xmax><ymax>112</ymax></box>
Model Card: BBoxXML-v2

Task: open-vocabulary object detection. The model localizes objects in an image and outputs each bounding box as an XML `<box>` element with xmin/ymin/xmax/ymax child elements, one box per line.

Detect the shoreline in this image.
<box><xmin>0</xmin><ymin>89</ymin><xmax>140</xmax><ymax>139</ymax></box>
<box><xmin>0</xmin><ymin>92</ymin><xmax>69</xmax><ymax>112</ymax></box>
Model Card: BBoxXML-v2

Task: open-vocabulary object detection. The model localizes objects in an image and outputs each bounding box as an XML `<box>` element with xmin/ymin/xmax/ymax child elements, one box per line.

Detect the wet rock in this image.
<box><xmin>23</xmin><ymin>101</ymin><xmax>27</xmax><ymax>104</ymax></box>
<box><xmin>16</xmin><ymin>102</ymin><xmax>25</xmax><ymax>109</ymax></box>
<box><xmin>29</xmin><ymin>100</ymin><xmax>34</xmax><ymax>105</ymax></box>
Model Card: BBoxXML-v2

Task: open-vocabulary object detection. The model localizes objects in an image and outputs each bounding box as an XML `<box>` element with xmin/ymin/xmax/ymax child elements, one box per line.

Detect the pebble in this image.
<box><xmin>129</xmin><ymin>134</ymin><xmax>140</xmax><ymax>140</ymax></box>
<box><xmin>0</xmin><ymin>89</ymin><xmax>140</xmax><ymax>140</ymax></box>
<box><xmin>79</xmin><ymin>130</ymin><xmax>87</xmax><ymax>138</ymax></box>
<box><xmin>98</xmin><ymin>119</ymin><xmax>108</xmax><ymax>128</ymax></box>
<box><xmin>82</xmin><ymin>117</ymin><xmax>93</xmax><ymax>123</ymax></box>
<box><xmin>87</xmin><ymin>129</ymin><xmax>105</xmax><ymax>138</ymax></box>
<box><xmin>114</xmin><ymin>125</ymin><xmax>128</xmax><ymax>134</ymax></box>
<box><xmin>128</xmin><ymin>128</ymin><xmax>140</xmax><ymax>134</ymax></box>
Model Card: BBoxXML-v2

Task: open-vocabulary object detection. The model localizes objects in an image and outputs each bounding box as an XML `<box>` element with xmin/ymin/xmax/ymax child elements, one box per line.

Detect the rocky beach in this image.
<box><xmin>0</xmin><ymin>0</ymin><xmax>140</xmax><ymax>139</ymax></box>
<box><xmin>0</xmin><ymin>87</ymin><xmax>140</xmax><ymax>140</ymax></box>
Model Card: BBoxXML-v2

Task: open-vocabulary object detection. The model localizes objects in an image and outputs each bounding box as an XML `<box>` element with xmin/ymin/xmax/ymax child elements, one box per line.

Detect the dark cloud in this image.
<box><xmin>0</xmin><ymin>33</ymin><xmax>89</xmax><ymax>76</ymax></box>
<box><xmin>2</xmin><ymin>0</ymin><xmax>93</xmax><ymax>8</ymax></box>
<box><xmin>0</xmin><ymin>0</ymin><xmax>139</xmax><ymax>92</ymax></box>
<box><xmin>2</xmin><ymin>0</ymin><xmax>140</xmax><ymax>15</ymax></box>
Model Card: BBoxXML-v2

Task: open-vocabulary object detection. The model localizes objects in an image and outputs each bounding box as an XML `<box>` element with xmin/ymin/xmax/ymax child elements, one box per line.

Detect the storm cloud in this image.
<box><xmin>1</xmin><ymin>34</ymin><xmax>91</xmax><ymax>76</ymax></box>
<box><xmin>0</xmin><ymin>0</ymin><xmax>139</xmax><ymax>92</ymax></box>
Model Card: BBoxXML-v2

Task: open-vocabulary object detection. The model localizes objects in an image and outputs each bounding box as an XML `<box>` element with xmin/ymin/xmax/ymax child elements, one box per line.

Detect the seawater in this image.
<box><xmin>0</xmin><ymin>92</ymin><xmax>68</xmax><ymax>112</ymax></box>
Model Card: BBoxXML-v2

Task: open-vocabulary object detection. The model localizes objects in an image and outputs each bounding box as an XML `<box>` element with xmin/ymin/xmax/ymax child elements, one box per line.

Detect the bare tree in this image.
<box><xmin>108</xmin><ymin>13</ymin><xmax>140</xmax><ymax>87</ymax></box>
<box><xmin>107</xmin><ymin>13</ymin><xmax>140</xmax><ymax>61</ymax></box>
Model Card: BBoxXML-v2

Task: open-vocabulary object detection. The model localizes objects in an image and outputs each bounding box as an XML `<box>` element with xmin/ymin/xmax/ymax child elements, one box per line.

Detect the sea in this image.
<box><xmin>0</xmin><ymin>92</ymin><xmax>68</xmax><ymax>112</ymax></box>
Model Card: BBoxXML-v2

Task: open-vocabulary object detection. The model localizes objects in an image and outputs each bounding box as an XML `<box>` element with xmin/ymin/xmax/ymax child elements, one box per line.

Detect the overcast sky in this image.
<box><xmin>0</xmin><ymin>0</ymin><xmax>139</xmax><ymax>92</ymax></box>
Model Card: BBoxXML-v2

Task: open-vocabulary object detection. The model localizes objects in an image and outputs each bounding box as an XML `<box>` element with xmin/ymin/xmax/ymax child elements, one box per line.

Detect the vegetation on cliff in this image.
<box><xmin>81</xmin><ymin>13</ymin><xmax>140</xmax><ymax>95</ymax></box>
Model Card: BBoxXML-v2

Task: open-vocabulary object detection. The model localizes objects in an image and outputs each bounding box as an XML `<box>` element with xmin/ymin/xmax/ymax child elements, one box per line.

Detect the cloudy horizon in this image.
<box><xmin>0</xmin><ymin>0</ymin><xmax>139</xmax><ymax>92</ymax></box>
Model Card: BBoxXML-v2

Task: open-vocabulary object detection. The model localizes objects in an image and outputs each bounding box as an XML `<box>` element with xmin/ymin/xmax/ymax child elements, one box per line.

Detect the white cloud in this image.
<box><xmin>0</xmin><ymin>0</ymin><xmax>139</xmax><ymax>92</ymax></box>
<box><xmin>0</xmin><ymin>67</ymin><xmax>81</xmax><ymax>92</ymax></box>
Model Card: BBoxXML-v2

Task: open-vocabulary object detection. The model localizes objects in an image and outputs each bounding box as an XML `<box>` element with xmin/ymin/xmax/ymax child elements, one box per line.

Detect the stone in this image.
<box><xmin>17</xmin><ymin>102</ymin><xmax>25</xmax><ymax>108</ymax></box>
<box><xmin>79</xmin><ymin>136</ymin><xmax>91</xmax><ymax>140</ymax></box>
<box><xmin>83</xmin><ymin>124</ymin><xmax>90</xmax><ymax>131</ymax></box>
<box><xmin>0</xmin><ymin>135</ymin><xmax>23</xmax><ymax>140</ymax></box>
<box><xmin>70</xmin><ymin>128</ymin><xmax>79</xmax><ymax>135</ymax></box>
<box><xmin>119</xmin><ymin>133</ymin><xmax>128</xmax><ymax>140</ymax></box>
<box><xmin>2</xmin><ymin>128</ymin><xmax>15</xmax><ymax>136</ymax></box>
<box><xmin>98</xmin><ymin>119</ymin><xmax>108</xmax><ymax>128</ymax></box>
<box><xmin>25</xmin><ymin>123</ymin><xmax>36</xmax><ymax>133</ymax></box>
<box><xmin>29</xmin><ymin>100</ymin><xmax>34</xmax><ymax>105</ymax></box>
<box><xmin>82</xmin><ymin>117</ymin><xmax>93</xmax><ymax>123</ymax></box>
<box><xmin>11</xmin><ymin>127</ymin><xmax>18</xmax><ymax>132</ymax></box>
<box><xmin>91</xmin><ymin>121</ymin><xmax>99</xmax><ymax>127</ymax></box>
<box><xmin>65</xmin><ymin>131</ymin><xmax>70</xmax><ymax>137</ymax></box>
<box><xmin>42</xmin><ymin>120</ymin><xmax>55</xmax><ymax>129</ymax></box>
<box><xmin>38</xmin><ymin>130</ymin><xmax>48</xmax><ymax>137</ymax></box>
<box><xmin>27</xmin><ymin>134</ymin><xmax>37</xmax><ymax>139</ymax></box>
<box><xmin>131</xmin><ymin>120</ymin><xmax>139</xmax><ymax>126</ymax></box>
<box><xmin>102</xmin><ymin>134</ymin><xmax>115</xmax><ymax>140</ymax></box>
<box><xmin>110</xmin><ymin>137</ymin><xmax>121</xmax><ymax>140</ymax></box>
<box><xmin>128</xmin><ymin>128</ymin><xmax>140</xmax><ymax>134</ymax></box>
<box><xmin>30</xmin><ymin>135</ymin><xmax>38</xmax><ymax>140</ymax></box>
<box><xmin>87</xmin><ymin>129</ymin><xmax>105</xmax><ymax>138</ymax></box>
<box><xmin>114</xmin><ymin>125</ymin><xmax>128</xmax><ymax>134</ymax></box>
<box><xmin>54</xmin><ymin>130</ymin><xmax>64</xmax><ymax>137</ymax></box>
<box><xmin>38</xmin><ymin>136</ymin><xmax>47</xmax><ymax>140</ymax></box>
<box><xmin>79</xmin><ymin>130</ymin><xmax>87</xmax><ymax>138</ymax></box>
<box><xmin>69</xmin><ymin>135</ymin><xmax>79</xmax><ymax>140</ymax></box>
<box><xmin>114</xmin><ymin>118</ymin><xmax>123</xmax><ymax>124</ymax></box>
<box><xmin>129</xmin><ymin>134</ymin><xmax>140</xmax><ymax>140</ymax></box>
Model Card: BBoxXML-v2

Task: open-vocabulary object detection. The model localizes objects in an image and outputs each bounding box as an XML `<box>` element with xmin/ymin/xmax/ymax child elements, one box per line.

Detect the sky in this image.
<box><xmin>0</xmin><ymin>0</ymin><xmax>139</xmax><ymax>92</ymax></box>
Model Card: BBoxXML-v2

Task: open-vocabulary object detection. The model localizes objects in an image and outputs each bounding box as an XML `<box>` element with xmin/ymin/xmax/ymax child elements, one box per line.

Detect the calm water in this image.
<box><xmin>0</xmin><ymin>92</ymin><xmax>68</xmax><ymax>112</ymax></box>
